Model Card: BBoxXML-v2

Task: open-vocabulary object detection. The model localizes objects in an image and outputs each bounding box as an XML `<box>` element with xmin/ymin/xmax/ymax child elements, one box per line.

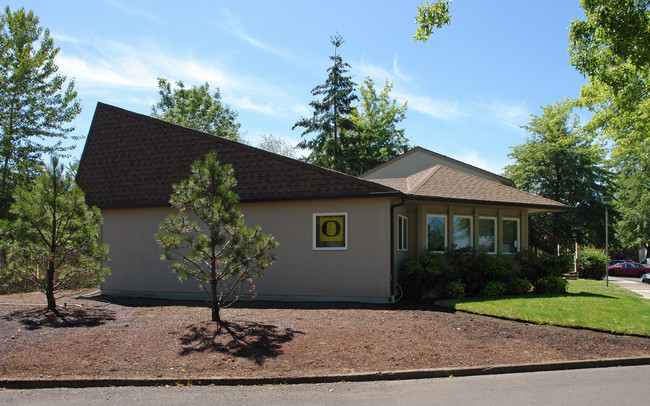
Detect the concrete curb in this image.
<box><xmin>2</xmin><ymin>356</ymin><xmax>650</xmax><ymax>389</ymax></box>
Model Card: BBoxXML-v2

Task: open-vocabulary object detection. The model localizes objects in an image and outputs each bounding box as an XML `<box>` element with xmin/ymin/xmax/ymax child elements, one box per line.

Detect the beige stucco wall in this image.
<box><xmin>100</xmin><ymin>197</ymin><xmax>393</xmax><ymax>302</ymax></box>
<box><xmin>362</xmin><ymin>149</ymin><xmax>509</xmax><ymax>185</ymax></box>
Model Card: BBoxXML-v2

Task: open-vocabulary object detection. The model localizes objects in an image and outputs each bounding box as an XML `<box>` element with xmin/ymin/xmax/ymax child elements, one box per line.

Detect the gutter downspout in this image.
<box><xmin>390</xmin><ymin>196</ymin><xmax>406</xmax><ymax>301</ymax></box>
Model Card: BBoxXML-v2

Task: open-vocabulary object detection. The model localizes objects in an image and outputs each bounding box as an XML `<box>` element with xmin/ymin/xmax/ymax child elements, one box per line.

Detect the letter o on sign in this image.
<box><xmin>321</xmin><ymin>220</ymin><xmax>341</xmax><ymax>237</ymax></box>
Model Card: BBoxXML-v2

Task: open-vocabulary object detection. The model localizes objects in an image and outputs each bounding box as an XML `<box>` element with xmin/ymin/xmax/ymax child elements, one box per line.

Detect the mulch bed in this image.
<box><xmin>1</xmin><ymin>290</ymin><xmax>649</xmax><ymax>380</ymax></box>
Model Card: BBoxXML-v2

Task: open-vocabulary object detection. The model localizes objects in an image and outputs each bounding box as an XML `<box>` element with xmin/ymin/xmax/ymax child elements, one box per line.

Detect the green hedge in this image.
<box><xmin>402</xmin><ymin>249</ymin><xmax>572</xmax><ymax>300</ymax></box>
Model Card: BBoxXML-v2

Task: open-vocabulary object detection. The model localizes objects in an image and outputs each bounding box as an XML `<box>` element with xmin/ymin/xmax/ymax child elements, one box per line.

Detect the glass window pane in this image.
<box><xmin>398</xmin><ymin>216</ymin><xmax>408</xmax><ymax>251</ymax></box>
<box><xmin>479</xmin><ymin>218</ymin><xmax>496</xmax><ymax>253</ymax></box>
<box><xmin>427</xmin><ymin>216</ymin><xmax>446</xmax><ymax>251</ymax></box>
<box><xmin>315</xmin><ymin>214</ymin><xmax>346</xmax><ymax>249</ymax></box>
<box><xmin>503</xmin><ymin>219</ymin><xmax>519</xmax><ymax>254</ymax></box>
<box><xmin>453</xmin><ymin>216</ymin><xmax>472</xmax><ymax>249</ymax></box>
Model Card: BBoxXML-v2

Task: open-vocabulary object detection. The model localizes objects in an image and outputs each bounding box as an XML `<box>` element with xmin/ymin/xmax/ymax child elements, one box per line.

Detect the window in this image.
<box><xmin>453</xmin><ymin>216</ymin><xmax>473</xmax><ymax>249</ymax></box>
<box><xmin>427</xmin><ymin>215</ymin><xmax>447</xmax><ymax>252</ymax></box>
<box><xmin>313</xmin><ymin>212</ymin><xmax>347</xmax><ymax>250</ymax></box>
<box><xmin>502</xmin><ymin>218</ymin><xmax>520</xmax><ymax>254</ymax></box>
<box><xmin>398</xmin><ymin>215</ymin><xmax>408</xmax><ymax>252</ymax></box>
<box><xmin>478</xmin><ymin>217</ymin><xmax>497</xmax><ymax>254</ymax></box>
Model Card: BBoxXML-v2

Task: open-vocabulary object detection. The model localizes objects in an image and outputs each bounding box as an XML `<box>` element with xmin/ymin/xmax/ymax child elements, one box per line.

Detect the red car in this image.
<box><xmin>608</xmin><ymin>262</ymin><xmax>650</xmax><ymax>277</ymax></box>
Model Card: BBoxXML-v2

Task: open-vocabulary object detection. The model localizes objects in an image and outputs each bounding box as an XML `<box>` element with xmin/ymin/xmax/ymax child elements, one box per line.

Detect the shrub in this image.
<box><xmin>533</xmin><ymin>276</ymin><xmax>568</xmax><ymax>294</ymax></box>
<box><xmin>402</xmin><ymin>252</ymin><xmax>452</xmax><ymax>299</ymax></box>
<box><xmin>577</xmin><ymin>247</ymin><xmax>606</xmax><ymax>280</ymax></box>
<box><xmin>445</xmin><ymin>279</ymin><xmax>466</xmax><ymax>299</ymax></box>
<box><xmin>508</xmin><ymin>277</ymin><xmax>532</xmax><ymax>296</ymax></box>
<box><xmin>480</xmin><ymin>281</ymin><xmax>506</xmax><ymax>297</ymax></box>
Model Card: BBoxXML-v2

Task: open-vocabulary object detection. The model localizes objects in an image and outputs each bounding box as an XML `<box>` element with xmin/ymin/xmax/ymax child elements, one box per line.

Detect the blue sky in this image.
<box><xmin>7</xmin><ymin>0</ymin><xmax>588</xmax><ymax>174</ymax></box>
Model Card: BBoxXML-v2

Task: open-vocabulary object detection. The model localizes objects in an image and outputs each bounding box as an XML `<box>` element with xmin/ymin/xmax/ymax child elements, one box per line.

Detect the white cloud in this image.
<box><xmin>456</xmin><ymin>151</ymin><xmax>506</xmax><ymax>175</ymax></box>
<box><xmin>395</xmin><ymin>92</ymin><xmax>462</xmax><ymax>120</ymax></box>
<box><xmin>221</xmin><ymin>8</ymin><xmax>297</xmax><ymax>62</ymax></box>
<box><xmin>478</xmin><ymin>99</ymin><xmax>530</xmax><ymax>131</ymax></box>
<box><xmin>55</xmin><ymin>36</ymin><xmax>297</xmax><ymax>118</ymax></box>
<box><xmin>106</xmin><ymin>0</ymin><xmax>160</xmax><ymax>21</ymax></box>
<box><xmin>228</xmin><ymin>96</ymin><xmax>280</xmax><ymax>116</ymax></box>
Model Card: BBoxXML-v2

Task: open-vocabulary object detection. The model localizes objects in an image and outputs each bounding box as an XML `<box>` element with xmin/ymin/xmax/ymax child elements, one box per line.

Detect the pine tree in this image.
<box><xmin>293</xmin><ymin>35</ymin><xmax>358</xmax><ymax>172</ymax></box>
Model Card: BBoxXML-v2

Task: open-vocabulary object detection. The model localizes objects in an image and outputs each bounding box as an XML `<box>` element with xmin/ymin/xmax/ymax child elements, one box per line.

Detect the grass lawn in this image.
<box><xmin>436</xmin><ymin>279</ymin><xmax>650</xmax><ymax>336</ymax></box>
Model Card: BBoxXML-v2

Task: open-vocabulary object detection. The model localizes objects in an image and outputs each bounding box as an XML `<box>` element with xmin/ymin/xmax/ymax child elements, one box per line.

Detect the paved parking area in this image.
<box><xmin>608</xmin><ymin>275</ymin><xmax>650</xmax><ymax>299</ymax></box>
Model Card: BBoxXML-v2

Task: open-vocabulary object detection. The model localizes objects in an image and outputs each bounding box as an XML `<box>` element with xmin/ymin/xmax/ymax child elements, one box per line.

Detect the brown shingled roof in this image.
<box><xmin>76</xmin><ymin>103</ymin><xmax>398</xmax><ymax>209</ymax></box>
<box><xmin>371</xmin><ymin>165</ymin><xmax>566</xmax><ymax>211</ymax></box>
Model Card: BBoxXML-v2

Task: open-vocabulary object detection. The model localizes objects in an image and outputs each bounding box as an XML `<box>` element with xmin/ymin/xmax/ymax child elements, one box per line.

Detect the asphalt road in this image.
<box><xmin>1</xmin><ymin>365</ymin><xmax>648</xmax><ymax>406</ymax></box>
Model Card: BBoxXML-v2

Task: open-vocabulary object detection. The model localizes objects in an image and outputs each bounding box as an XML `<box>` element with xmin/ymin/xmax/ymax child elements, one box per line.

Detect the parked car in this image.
<box><xmin>640</xmin><ymin>258</ymin><xmax>650</xmax><ymax>267</ymax></box>
<box><xmin>641</xmin><ymin>273</ymin><xmax>650</xmax><ymax>284</ymax></box>
<box><xmin>608</xmin><ymin>262</ymin><xmax>650</xmax><ymax>277</ymax></box>
<box><xmin>607</xmin><ymin>259</ymin><xmax>633</xmax><ymax>267</ymax></box>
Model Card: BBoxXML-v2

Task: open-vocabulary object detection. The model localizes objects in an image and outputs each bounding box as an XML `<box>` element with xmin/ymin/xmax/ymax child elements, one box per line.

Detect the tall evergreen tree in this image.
<box><xmin>0</xmin><ymin>6</ymin><xmax>81</xmax><ymax>219</ymax></box>
<box><xmin>293</xmin><ymin>35</ymin><xmax>358</xmax><ymax>172</ymax></box>
<box><xmin>504</xmin><ymin>102</ymin><xmax>613</xmax><ymax>246</ymax></box>
<box><xmin>1</xmin><ymin>156</ymin><xmax>109</xmax><ymax>314</ymax></box>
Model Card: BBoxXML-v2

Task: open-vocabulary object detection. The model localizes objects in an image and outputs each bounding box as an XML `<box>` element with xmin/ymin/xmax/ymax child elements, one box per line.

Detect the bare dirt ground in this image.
<box><xmin>1</xmin><ymin>290</ymin><xmax>649</xmax><ymax>380</ymax></box>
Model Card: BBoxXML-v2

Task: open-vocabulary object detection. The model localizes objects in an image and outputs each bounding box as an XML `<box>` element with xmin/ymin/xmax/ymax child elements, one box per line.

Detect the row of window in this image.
<box><xmin>426</xmin><ymin>215</ymin><xmax>519</xmax><ymax>254</ymax></box>
<box><xmin>312</xmin><ymin>212</ymin><xmax>520</xmax><ymax>254</ymax></box>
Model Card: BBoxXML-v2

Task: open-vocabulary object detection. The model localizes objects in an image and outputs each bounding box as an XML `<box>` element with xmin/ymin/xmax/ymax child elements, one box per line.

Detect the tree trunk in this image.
<box><xmin>46</xmin><ymin>260</ymin><xmax>57</xmax><ymax>313</ymax></box>
<box><xmin>210</xmin><ymin>278</ymin><xmax>220</xmax><ymax>324</ymax></box>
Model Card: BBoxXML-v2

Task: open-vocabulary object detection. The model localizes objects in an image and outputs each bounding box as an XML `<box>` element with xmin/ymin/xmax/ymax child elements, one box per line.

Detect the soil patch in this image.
<box><xmin>1</xmin><ymin>290</ymin><xmax>649</xmax><ymax>380</ymax></box>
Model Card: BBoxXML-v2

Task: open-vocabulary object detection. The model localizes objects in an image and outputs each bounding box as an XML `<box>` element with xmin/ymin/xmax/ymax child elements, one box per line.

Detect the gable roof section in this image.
<box><xmin>76</xmin><ymin>103</ymin><xmax>397</xmax><ymax>209</ymax></box>
<box><xmin>361</xmin><ymin>146</ymin><xmax>515</xmax><ymax>186</ymax></box>
<box><xmin>371</xmin><ymin>165</ymin><xmax>566</xmax><ymax>212</ymax></box>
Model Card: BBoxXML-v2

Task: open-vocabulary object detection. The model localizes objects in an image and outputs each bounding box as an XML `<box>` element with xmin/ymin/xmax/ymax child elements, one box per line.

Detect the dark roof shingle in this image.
<box><xmin>76</xmin><ymin>103</ymin><xmax>397</xmax><ymax>208</ymax></box>
<box><xmin>371</xmin><ymin>165</ymin><xmax>566</xmax><ymax>211</ymax></box>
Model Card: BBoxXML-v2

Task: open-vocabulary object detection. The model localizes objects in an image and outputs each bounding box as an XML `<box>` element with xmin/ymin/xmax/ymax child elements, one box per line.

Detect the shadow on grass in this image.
<box><xmin>179</xmin><ymin>320</ymin><xmax>304</xmax><ymax>365</ymax></box>
<box><xmin>2</xmin><ymin>307</ymin><xmax>117</xmax><ymax>330</ymax></box>
<box><xmin>436</xmin><ymin>291</ymin><xmax>621</xmax><ymax>309</ymax></box>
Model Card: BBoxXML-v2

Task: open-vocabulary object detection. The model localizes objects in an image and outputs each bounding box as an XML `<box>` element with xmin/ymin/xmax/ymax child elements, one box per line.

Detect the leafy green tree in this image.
<box><xmin>152</xmin><ymin>78</ymin><xmax>243</xmax><ymax>142</ymax></box>
<box><xmin>614</xmin><ymin>162</ymin><xmax>650</xmax><ymax>254</ymax></box>
<box><xmin>346</xmin><ymin>77</ymin><xmax>408</xmax><ymax>175</ymax></box>
<box><xmin>504</xmin><ymin>102</ymin><xmax>613</xmax><ymax>246</ymax></box>
<box><xmin>293</xmin><ymin>35</ymin><xmax>358</xmax><ymax>172</ymax></box>
<box><xmin>569</xmin><ymin>1</ymin><xmax>649</xmax><ymax>252</ymax></box>
<box><xmin>569</xmin><ymin>0</ymin><xmax>649</xmax><ymax>168</ymax></box>
<box><xmin>155</xmin><ymin>151</ymin><xmax>277</xmax><ymax>324</ymax></box>
<box><xmin>257</xmin><ymin>134</ymin><xmax>297</xmax><ymax>158</ymax></box>
<box><xmin>414</xmin><ymin>0</ymin><xmax>452</xmax><ymax>43</ymax></box>
<box><xmin>0</xmin><ymin>156</ymin><xmax>108</xmax><ymax>314</ymax></box>
<box><xmin>0</xmin><ymin>6</ymin><xmax>81</xmax><ymax>220</ymax></box>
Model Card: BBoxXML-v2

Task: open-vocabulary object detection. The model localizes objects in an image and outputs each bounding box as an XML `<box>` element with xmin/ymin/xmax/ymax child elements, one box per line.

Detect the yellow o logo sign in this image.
<box><xmin>321</xmin><ymin>220</ymin><xmax>341</xmax><ymax>237</ymax></box>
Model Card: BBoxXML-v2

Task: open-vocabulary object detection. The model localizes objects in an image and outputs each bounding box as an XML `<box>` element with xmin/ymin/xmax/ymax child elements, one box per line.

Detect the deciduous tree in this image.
<box><xmin>1</xmin><ymin>156</ymin><xmax>108</xmax><ymax>313</ymax></box>
<box><xmin>0</xmin><ymin>6</ymin><xmax>81</xmax><ymax>219</ymax></box>
<box><xmin>152</xmin><ymin>78</ymin><xmax>243</xmax><ymax>142</ymax></box>
<box><xmin>504</xmin><ymin>102</ymin><xmax>613</xmax><ymax>246</ymax></box>
<box><xmin>257</xmin><ymin>134</ymin><xmax>297</xmax><ymax>158</ymax></box>
<box><xmin>414</xmin><ymin>0</ymin><xmax>452</xmax><ymax>43</ymax></box>
<box><xmin>155</xmin><ymin>152</ymin><xmax>277</xmax><ymax>324</ymax></box>
<box><xmin>346</xmin><ymin>77</ymin><xmax>408</xmax><ymax>175</ymax></box>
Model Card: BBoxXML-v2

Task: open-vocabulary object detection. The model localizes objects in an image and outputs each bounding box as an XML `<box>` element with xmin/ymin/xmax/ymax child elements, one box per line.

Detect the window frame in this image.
<box><xmin>313</xmin><ymin>212</ymin><xmax>348</xmax><ymax>251</ymax></box>
<box><xmin>426</xmin><ymin>214</ymin><xmax>447</xmax><ymax>253</ymax></box>
<box><xmin>502</xmin><ymin>217</ymin><xmax>520</xmax><ymax>254</ymax></box>
<box><xmin>478</xmin><ymin>216</ymin><xmax>497</xmax><ymax>255</ymax></box>
<box><xmin>398</xmin><ymin>215</ymin><xmax>408</xmax><ymax>252</ymax></box>
<box><xmin>452</xmin><ymin>215</ymin><xmax>473</xmax><ymax>249</ymax></box>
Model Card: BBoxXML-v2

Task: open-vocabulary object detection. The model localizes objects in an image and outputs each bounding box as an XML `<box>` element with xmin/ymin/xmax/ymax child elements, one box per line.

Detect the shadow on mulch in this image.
<box><xmin>94</xmin><ymin>294</ymin><xmax>457</xmax><ymax>313</ymax></box>
<box><xmin>3</xmin><ymin>307</ymin><xmax>117</xmax><ymax>330</ymax></box>
<box><xmin>179</xmin><ymin>320</ymin><xmax>304</xmax><ymax>365</ymax></box>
